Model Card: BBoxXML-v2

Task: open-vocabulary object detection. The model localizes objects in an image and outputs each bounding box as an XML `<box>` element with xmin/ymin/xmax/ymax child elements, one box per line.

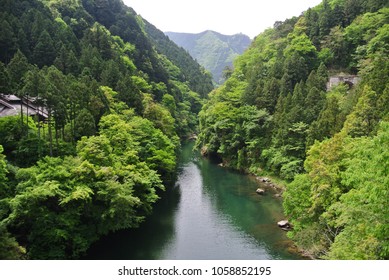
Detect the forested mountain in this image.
<box><xmin>197</xmin><ymin>0</ymin><xmax>388</xmax><ymax>259</ymax></box>
<box><xmin>0</xmin><ymin>0</ymin><xmax>213</xmax><ymax>259</ymax></box>
<box><xmin>143</xmin><ymin>23</ymin><xmax>214</xmax><ymax>97</ymax></box>
<box><xmin>165</xmin><ymin>30</ymin><xmax>251</xmax><ymax>85</ymax></box>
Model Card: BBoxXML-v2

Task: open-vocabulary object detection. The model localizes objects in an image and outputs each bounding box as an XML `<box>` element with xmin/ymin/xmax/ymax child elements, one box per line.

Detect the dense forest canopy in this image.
<box><xmin>0</xmin><ymin>0</ymin><xmax>213</xmax><ymax>259</ymax></box>
<box><xmin>0</xmin><ymin>0</ymin><xmax>388</xmax><ymax>260</ymax></box>
<box><xmin>196</xmin><ymin>0</ymin><xmax>388</xmax><ymax>259</ymax></box>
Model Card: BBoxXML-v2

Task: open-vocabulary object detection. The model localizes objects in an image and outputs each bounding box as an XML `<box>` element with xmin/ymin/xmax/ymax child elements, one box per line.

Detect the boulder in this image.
<box><xmin>188</xmin><ymin>133</ymin><xmax>198</xmax><ymax>140</ymax></box>
<box><xmin>277</xmin><ymin>220</ymin><xmax>290</xmax><ymax>228</ymax></box>
<box><xmin>256</xmin><ymin>188</ymin><xmax>265</xmax><ymax>195</ymax></box>
<box><xmin>200</xmin><ymin>146</ymin><xmax>208</xmax><ymax>156</ymax></box>
<box><xmin>260</xmin><ymin>177</ymin><xmax>271</xmax><ymax>183</ymax></box>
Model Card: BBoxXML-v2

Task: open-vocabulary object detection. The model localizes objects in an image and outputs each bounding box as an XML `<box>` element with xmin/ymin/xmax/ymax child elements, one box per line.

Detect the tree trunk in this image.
<box><xmin>20</xmin><ymin>99</ymin><xmax>24</xmax><ymax>135</ymax></box>
<box><xmin>55</xmin><ymin>126</ymin><xmax>59</xmax><ymax>156</ymax></box>
<box><xmin>25</xmin><ymin>94</ymin><xmax>29</xmax><ymax>137</ymax></box>
<box><xmin>48</xmin><ymin>111</ymin><xmax>53</xmax><ymax>157</ymax></box>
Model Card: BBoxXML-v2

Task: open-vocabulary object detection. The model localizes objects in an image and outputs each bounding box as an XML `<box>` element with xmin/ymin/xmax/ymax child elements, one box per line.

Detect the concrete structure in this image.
<box><xmin>327</xmin><ymin>75</ymin><xmax>360</xmax><ymax>91</ymax></box>
<box><xmin>0</xmin><ymin>94</ymin><xmax>48</xmax><ymax>121</ymax></box>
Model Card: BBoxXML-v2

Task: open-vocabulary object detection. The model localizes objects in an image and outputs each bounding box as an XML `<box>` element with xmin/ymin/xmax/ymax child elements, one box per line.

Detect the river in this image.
<box><xmin>85</xmin><ymin>142</ymin><xmax>301</xmax><ymax>260</ymax></box>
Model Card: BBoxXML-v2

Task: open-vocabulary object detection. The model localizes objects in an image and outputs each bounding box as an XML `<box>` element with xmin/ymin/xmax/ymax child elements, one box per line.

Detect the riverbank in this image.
<box><xmin>213</xmin><ymin>161</ymin><xmax>287</xmax><ymax>197</ymax></box>
<box><xmin>250</xmin><ymin>172</ymin><xmax>317</xmax><ymax>259</ymax></box>
<box><xmin>253</xmin><ymin>175</ymin><xmax>285</xmax><ymax>196</ymax></box>
<box><xmin>212</xmin><ymin>162</ymin><xmax>315</xmax><ymax>260</ymax></box>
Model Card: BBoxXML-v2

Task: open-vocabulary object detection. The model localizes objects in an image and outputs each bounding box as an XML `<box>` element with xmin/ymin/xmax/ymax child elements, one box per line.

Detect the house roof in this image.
<box><xmin>1</xmin><ymin>94</ymin><xmax>21</xmax><ymax>102</ymax></box>
<box><xmin>0</xmin><ymin>93</ymin><xmax>48</xmax><ymax>119</ymax></box>
<box><xmin>0</xmin><ymin>98</ymin><xmax>15</xmax><ymax>109</ymax></box>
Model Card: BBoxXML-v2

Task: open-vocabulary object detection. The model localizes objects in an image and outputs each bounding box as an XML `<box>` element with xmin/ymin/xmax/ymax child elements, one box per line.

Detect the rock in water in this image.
<box><xmin>256</xmin><ymin>188</ymin><xmax>265</xmax><ymax>195</ymax></box>
<box><xmin>277</xmin><ymin>220</ymin><xmax>291</xmax><ymax>230</ymax></box>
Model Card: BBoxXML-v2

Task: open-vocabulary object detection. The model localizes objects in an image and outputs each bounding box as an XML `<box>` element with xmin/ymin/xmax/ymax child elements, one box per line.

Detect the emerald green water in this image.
<box><xmin>86</xmin><ymin>142</ymin><xmax>301</xmax><ymax>259</ymax></box>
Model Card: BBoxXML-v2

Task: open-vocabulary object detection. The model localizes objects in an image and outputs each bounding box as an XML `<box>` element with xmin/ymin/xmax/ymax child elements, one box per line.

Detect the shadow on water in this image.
<box><xmin>84</xmin><ymin>143</ymin><xmax>192</xmax><ymax>260</ymax></box>
<box><xmin>84</xmin><ymin>184</ymin><xmax>181</xmax><ymax>260</ymax></box>
<box><xmin>85</xmin><ymin>142</ymin><xmax>303</xmax><ymax>260</ymax></box>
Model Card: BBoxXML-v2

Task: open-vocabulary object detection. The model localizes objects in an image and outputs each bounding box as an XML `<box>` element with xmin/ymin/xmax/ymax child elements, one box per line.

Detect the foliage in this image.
<box><xmin>0</xmin><ymin>145</ymin><xmax>8</xmax><ymax>197</ymax></box>
<box><xmin>197</xmin><ymin>0</ymin><xmax>389</xmax><ymax>259</ymax></box>
<box><xmin>1</xmin><ymin>0</ymin><xmax>387</xmax><ymax>260</ymax></box>
<box><xmin>327</xmin><ymin>122</ymin><xmax>389</xmax><ymax>259</ymax></box>
<box><xmin>0</xmin><ymin>145</ymin><xmax>26</xmax><ymax>259</ymax></box>
<box><xmin>4</xmin><ymin>112</ymin><xmax>174</xmax><ymax>259</ymax></box>
<box><xmin>284</xmin><ymin>123</ymin><xmax>389</xmax><ymax>259</ymax></box>
<box><xmin>145</xmin><ymin>25</ymin><xmax>214</xmax><ymax>95</ymax></box>
<box><xmin>0</xmin><ymin>0</ymin><xmax>212</xmax><ymax>259</ymax></box>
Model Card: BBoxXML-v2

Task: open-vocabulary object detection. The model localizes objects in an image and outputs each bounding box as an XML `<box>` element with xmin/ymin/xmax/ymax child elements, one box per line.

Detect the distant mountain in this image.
<box><xmin>143</xmin><ymin>23</ymin><xmax>214</xmax><ymax>97</ymax></box>
<box><xmin>165</xmin><ymin>30</ymin><xmax>251</xmax><ymax>85</ymax></box>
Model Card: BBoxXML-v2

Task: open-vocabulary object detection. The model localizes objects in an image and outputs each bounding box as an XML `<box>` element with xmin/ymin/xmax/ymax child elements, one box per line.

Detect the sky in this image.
<box><xmin>122</xmin><ymin>0</ymin><xmax>323</xmax><ymax>38</ymax></box>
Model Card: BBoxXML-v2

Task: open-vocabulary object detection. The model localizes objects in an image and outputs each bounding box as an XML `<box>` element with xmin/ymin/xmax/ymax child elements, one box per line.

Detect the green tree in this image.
<box><xmin>281</xmin><ymin>53</ymin><xmax>310</xmax><ymax>94</ymax></box>
<box><xmin>284</xmin><ymin>132</ymin><xmax>349</xmax><ymax>257</ymax></box>
<box><xmin>22</xmin><ymin>66</ymin><xmax>45</xmax><ymax>136</ymax></box>
<box><xmin>32</xmin><ymin>30</ymin><xmax>56</xmax><ymax>68</ymax></box>
<box><xmin>344</xmin><ymin>0</ymin><xmax>363</xmax><ymax>25</ymax></box>
<box><xmin>307</xmin><ymin>85</ymin><xmax>348</xmax><ymax>144</ymax></box>
<box><xmin>79</xmin><ymin>46</ymin><xmax>102</xmax><ymax>80</ymax></box>
<box><xmin>54</xmin><ymin>45</ymin><xmax>70</xmax><ymax>74</ymax></box>
<box><xmin>0</xmin><ymin>61</ymin><xmax>10</xmax><ymax>92</ymax></box>
<box><xmin>285</xmin><ymin>32</ymin><xmax>318</xmax><ymax>70</ymax></box>
<box><xmin>321</xmin><ymin>26</ymin><xmax>349</xmax><ymax>68</ymax></box>
<box><xmin>74</xmin><ymin>109</ymin><xmax>96</xmax><ymax>139</ymax></box>
<box><xmin>0</xmin><ymin>145</ymin><xmax>25</xmax><ymax>259</ymax></box>
<box><xmin>5</xmin><ymin>113</ymin><xmax>167</xmax><ymax>258</ymax></box>
<box><xmin>7</xmin><ymin>50</ymin><xmax>31</xmax><ymax>133</ymax></box>
<box><xmin>0</xmin><ymin>145</ymin><xmax>8</xmax><ymax>197</ymax></box>
<box><xmin>305</xmin><ymin>8</ymin><xmax>320</xmax><ymax>47</ymax></box>
<box><xmin>0</xmin><ymin>19</ymin><xmax>16</xmax><ymax>63</ymax></box>
<box><xmin>116</xmin><ymin>75</ymin><xmax>145</xmax><ymax>115</ymax></box>
<box><xmin>161</xmin><ymin>94</ymin><xmax>177</xmax><ymax>116</ymax></box>
<box><xmin>327</xmin><ymin>122</ymin><xmax>389</xmax><ymax>259</ymax></box>
<box><xmin>342</xmin><ymin>85</ymin><xmax>379</xmax><ymax>137</ymax></box>
<box><xmin>283</xmin><ymin>173</ymin><xmax>314</xmax><ymax>236</ymax></box>
<box><xmin>99</xmin><ymin>114</ymin><xmax>176</xmax><ymax>181</ymax></box>
<box><xmin>7</xmin><ymin>50</ymin><xmax>30</xmax><ymax>93</ymax></box>
<box><xmin>143</xmin><ymin>94</ymin><xmax>176</xmax><ymax>139</ymax></box>
<box><xmin>257</xmin><ymin>77</ymin><xmax>280</xmax><ymax>114</ymax></box>
<box><xmin>319</xmin><ymin>0</ymin><xmax>333</xmax><ymax>37</ymax></box>
<box><xmin>101</xmin><ymin>59</ymin><xmax>121</xmax><ymax>89</ymax></box>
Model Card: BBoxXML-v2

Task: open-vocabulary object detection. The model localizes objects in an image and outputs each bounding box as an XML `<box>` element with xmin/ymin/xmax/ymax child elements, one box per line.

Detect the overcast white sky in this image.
<box><xmin>122</xmin><ymin>0</ymin><xmax>323</xmax><ymax>38</ymax></box>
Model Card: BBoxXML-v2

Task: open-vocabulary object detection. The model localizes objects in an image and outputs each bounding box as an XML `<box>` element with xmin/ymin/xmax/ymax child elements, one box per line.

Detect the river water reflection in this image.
<box><xmin>86</xmin><ymin>142</ymin><xmax>301</xmax><ymax>260</ymax></box>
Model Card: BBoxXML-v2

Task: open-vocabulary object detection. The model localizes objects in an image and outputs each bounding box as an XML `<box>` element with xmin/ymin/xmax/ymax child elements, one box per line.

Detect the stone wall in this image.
<box><xmin>327</xmin><ymin>75</ymin><xmax>360</xmax><ymax>91</ymax></box>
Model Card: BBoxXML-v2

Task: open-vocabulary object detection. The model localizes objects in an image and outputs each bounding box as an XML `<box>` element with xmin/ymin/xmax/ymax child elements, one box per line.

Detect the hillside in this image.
<box><xmin>197</xmin><ymin>0</ymin><xmax>389</xmax><ymax>259</ymax></box>
<box><xmin>165</xmin><ymin>30</ymin><xmax>251</xmax><ymax>84</ymax></box>
<box><xmin>143</xmin><ymin>22</ymin><xmax>214</xmax><ymax>97</ymax></box>
<box><xmin>0</xmin><ymin>0</ymin><xmax>212</xmax><ymax>259</ymax></box>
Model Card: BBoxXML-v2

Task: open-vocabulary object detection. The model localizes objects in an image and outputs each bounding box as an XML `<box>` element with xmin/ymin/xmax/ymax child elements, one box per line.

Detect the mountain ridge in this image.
<box><xmin>165</xmin><ymin>30</ymin><xmax>251</xmax><ymax>84</ymax></box>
